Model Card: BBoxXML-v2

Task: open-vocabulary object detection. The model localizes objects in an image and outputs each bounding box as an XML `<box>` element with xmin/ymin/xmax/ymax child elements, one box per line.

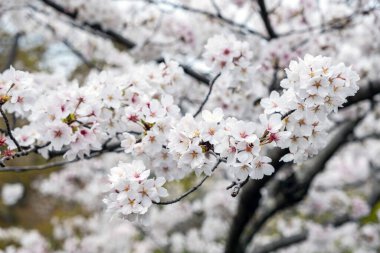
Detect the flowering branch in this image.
<box><xmin>0</xmin><ymin>142</ymin><xmax>51</xmax><ymax>167</ymax></box>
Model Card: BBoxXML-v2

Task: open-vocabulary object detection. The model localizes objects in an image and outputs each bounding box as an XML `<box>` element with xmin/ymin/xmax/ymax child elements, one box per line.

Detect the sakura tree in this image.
<box><xmin>0</xmin><ymin>0</ymin><xmax>380</xmax><ymax>252</ymax></box>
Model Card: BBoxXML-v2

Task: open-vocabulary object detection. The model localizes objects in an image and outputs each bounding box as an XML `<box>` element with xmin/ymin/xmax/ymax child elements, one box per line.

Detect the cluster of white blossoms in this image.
<box><xmin>0</xmin><ymin>61</ymin><xmax>185</xmax><ymax>160</ymax></box>
<box><xmin>203</xmin><ymin>34</ymin><xmax>253</xmax><ymax>79</ymax></box>
<box><xmin>0</xmin><ymin>67</ymin><xmax>36</xmax><ymax>116</ymax></box>
<box><xmin>167</xmin><ymin>109</ymin><xmax>284</xmax><ymax>180</ymax></box>
<box><xmin>261</xmin><ymin>54</ymin><xmax>360</xmax><ymax>162</ymax></box>
<box><xmin>0</xmin><ymin>37</ymin><xmax>360</xmax><ymax>219</ymax></box>
<box><xmin>103</xmin><ymin>160</ymin><xmax>168</xmax><ymax>220</ymax></box>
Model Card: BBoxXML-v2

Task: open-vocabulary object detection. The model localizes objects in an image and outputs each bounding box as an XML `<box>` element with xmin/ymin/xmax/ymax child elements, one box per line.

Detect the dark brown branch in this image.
<box><xmin>0</xmin><ymin>142</ymin><xmax>51</xmax><ymax>167</ymax></box>
<box><xmin>257</xmin><ymin>0</ymin><xmax>278</xmax><ymax>39</ymax></box>
<box><xmin>344</xmin><ymin>81</ymin><xmax>380</xmax><ymax>107</ymax></box>
<box><xmin>0</xmin><ymin>159</ymin><xmax>76</xmax><ymax>173</ymax></box>
<box><xmin>240</xmin><ymin>117</ymin><xmax>363</xmax><ymax>251</ymax></box>
<box><xmin>224</xmin><ymin>148</ymin><xmax>287</xmax><ymax>253</ymax></box>
<box><xmin>0</xmin><ymin>141</ymin><xmax>122</xmax><ymax>172</ymax></box>
<box><xmin>251</xmin><ymin>231</ymin><xmax>308</xmax><ymax>253</ymax></box>
<box><xmin>40</xmin><ymin>0</ymin><xmax>136</xmax><ymax>48</ymax></box>
<box><xmin>1</xmin><ymin>32</ymin><xmax>23</xmax><ymax>72</ymax></box>
<box><xmin>156</xmin><ymin>58</ymin><xmax>211</xmax><ymax>85</ymax></box>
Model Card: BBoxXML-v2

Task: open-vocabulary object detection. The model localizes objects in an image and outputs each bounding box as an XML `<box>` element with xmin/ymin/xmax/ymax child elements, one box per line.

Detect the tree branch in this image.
<box><xmin>1</xmin><ymin>32</ymin><xmax>23</xmax><ymax>72</ymax></box>
<box><xmin>40</xmin><ymin>0</ymin><xmax>136</xmax><ymax>48</ymax></box>
<box><xmin>257</xmin><ymin>0</ymin><xmax>277</xmax><ymax>39</ymax></box>
<box><xmin>240</xmin><ymin>117</ymin><xmax>363</xmax><ymax>252</ymax></box>
<box><xmin>224</xmin><ymin>148</ymin><xmax>287</xmax><ymax>253</ymax></box>
<box><xmin>146</xmin><ymin>0</ymin><xmax>268</xmax><ymax>39</ymax></box>
<box><xmin>251</xmin><ymin>231</ymin><xmax>308</xmax><ymax>253</ymax></box>
<box><xmin>193</xmin><ymin>73</ymin><xmax>221</xmax><ymax>117</ymax></box>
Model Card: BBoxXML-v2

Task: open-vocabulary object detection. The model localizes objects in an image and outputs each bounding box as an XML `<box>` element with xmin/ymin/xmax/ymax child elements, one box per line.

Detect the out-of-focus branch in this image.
<box><xmin>251</xmin><ymin>164</ymin><xmax>380</xmax><ymax>253</ymax></box>
<box><xmin>38</xmin><ymin>1</ymin><xmax>212</xmax><ymax>86</ymax></box>
<box><xmin>156</xmin><ymin>58</ymin><xmax>211</xmax><ymax>85</ymax></box>
<box><xmin>40</xmin><ymin>0</ymin><xmax>136</xmax><ymax>49</ymax></box>
<box><xmin>277</xmin><ymin>6</ymin><xmax>380</xmax><ymax>38</ymax></box>
<box><xmin>251</xmin><ymin>231</ymin><xmax>308</xmax><ymax>253</ymax></box>
<box><xmin>224</xmin><ymin>148</ymin><xmax>287</xmax><ymax>253</ymax></box>
<box><xmin>146</xmin><ymin>0</ymin><xmax>269</xmax><ymax>39</ymax></box>
<box><xmin>1</xmin><ymin>32</ymin><xmax>23</xmax><ymax>72</ymax></box>
<box><xmin>257</xmin><ymin>0</ymin><xmax>277</xmax><ymax>39</ymax></box>
<box><xmin>344</xmin><ymin>81</ymin><xmax>380</xmax><ymax>107</ymax></box>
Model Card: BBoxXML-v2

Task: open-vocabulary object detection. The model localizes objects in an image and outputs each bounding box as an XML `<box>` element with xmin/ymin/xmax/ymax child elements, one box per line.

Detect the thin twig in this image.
<box><xmin>193</xmin><ymin>73</ymin><xmax>221</xmax><ymax>117</ymax></box>
<box><xmin>0</xmin><ymin>144</ymin><xmax>111</xmax><ymax>172</ymax></box>
<box><xmin>146</xmin><ymin>0</ymin><xmax>268</xmax><ymax>39</ymax></box>
<box><xmin>0</xmin><ymin>159</ymin><xmax>76</xmax><ymax>172</ymax></box>
<box><xmin>0</xmin><ymin>142</ymin><xmax>51</xmax><ymax>166</ymax></box>
<box><xmin>153</xmin><ymin>159</ymin><xmax>222</xmax><ymax>205</ymax></box>
<box><xmin>227</xmin><ymin>177</ymin><xmax>250</xmax><ymax>197</ymax></box>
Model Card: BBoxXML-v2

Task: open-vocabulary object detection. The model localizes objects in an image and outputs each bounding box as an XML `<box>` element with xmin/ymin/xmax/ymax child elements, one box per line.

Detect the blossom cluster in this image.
<box><xmin>203</xmin><ymin>34</ymin><xmax>253</xmax><ymax>80</ymax></box>
<box><xmin>0</xmin><ymin>61</ymin><xmax>184</xmax><ymax>160</ymax></box>
<box><xmin>261</xmin><ymin>54</ymin><xmax>360</xmax><ymax>162</ymax></box>
<box><xmin>0</xmin><ymin>50</ymin><xmax>359</xmax><ymax>220</ymax></box>
<box><xmin>167</xmin><ymin>109</ymin><xmax>281</xmax><ymax>180</ymax></box>
<box><xmin>103</xmin><ymin>160</ymin><xmax>168</xmax><ymax>220</ymax></box>
<box><xmin>0</xmin><ymin>66</ymin><xmax>36</xmax><ymax>116</ymax></box>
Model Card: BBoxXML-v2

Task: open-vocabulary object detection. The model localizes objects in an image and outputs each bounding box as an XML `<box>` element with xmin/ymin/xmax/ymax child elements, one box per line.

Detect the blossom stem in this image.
<box><xmin>0</xmin><ymin>106</ymin><xmax>22</xmax><ymax>152</ymax></box>
<box><xmin>193</xmin><ymin>73</ymin><xmax>221</xmax><ymax>117</ymax></box>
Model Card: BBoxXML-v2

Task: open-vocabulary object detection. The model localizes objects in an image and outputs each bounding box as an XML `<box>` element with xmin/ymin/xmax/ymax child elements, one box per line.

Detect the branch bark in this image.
<box><xmin>257</xmin><ymin>0</ymin><xmax>277</xmax><ymax>39</ymax></box>
<box><xmin>239</xmin><ymin>117</ymin><xmax>363</xmax><ymax>252</ymax></box>
<box><xmin>1</xmin><ymin>32</ymin><xmax>23</xmax><ymax>72</ymax></box>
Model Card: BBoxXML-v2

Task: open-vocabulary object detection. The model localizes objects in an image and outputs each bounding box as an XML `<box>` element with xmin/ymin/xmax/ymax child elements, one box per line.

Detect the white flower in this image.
<box><xmin>121</xmin><ymin>132</ymin><xmax>136</xmax><ymax>153</ymax></box>
<box><xmin>125</xmin><ymin>160</ymin><xmax>150</xmax><ymax>182</ymax></box>
<box><xmin>249</xmin><ymin>156</ymin><xmax>274</xmax><ymax>180</ymax></box>
<box><xmin>259</xmin><ymin>113</ymin><xmax>283</xmax><ymax>133</ymax></box>
<box><xmin>260</xmin><ymin>91</ymin><xmax>284</xmax><ymax>114</ymax></box>
<box><xmin>180</xmin><ymin>144</ymin><xmax>205</xmax><ymax>169</ymax></box>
